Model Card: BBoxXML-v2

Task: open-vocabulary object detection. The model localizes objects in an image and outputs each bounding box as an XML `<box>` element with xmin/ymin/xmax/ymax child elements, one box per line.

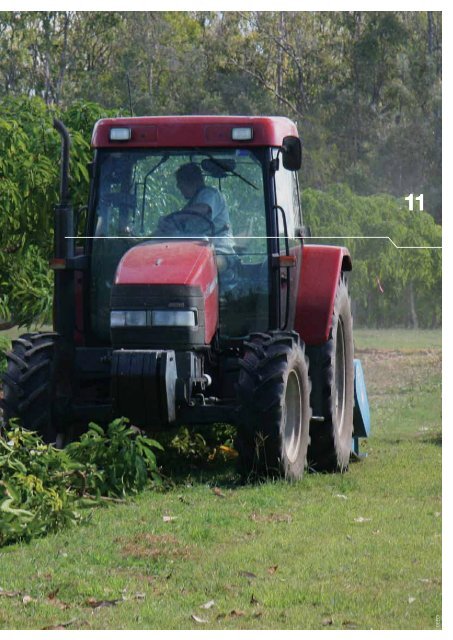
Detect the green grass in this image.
<box><xmin>354</xmin><ymin>328</ymin><xmax>441</xmax><ymax>351</ymax></box>
<box><xmin>0</xmin><ymin>330</ymin><xmax>442</xmax><ymax>630</ymax></box>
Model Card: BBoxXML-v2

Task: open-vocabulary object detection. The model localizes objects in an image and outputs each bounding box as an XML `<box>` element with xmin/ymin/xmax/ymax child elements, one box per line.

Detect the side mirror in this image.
<box><xmin>282</xmin><ymin>136</ymin><xmax>302</xmax><ymax>171</ymax></box>
<box><xmin>295</xmin><ymin>224</ymin><xmax>311</xmax><ymax>239</ymax></box>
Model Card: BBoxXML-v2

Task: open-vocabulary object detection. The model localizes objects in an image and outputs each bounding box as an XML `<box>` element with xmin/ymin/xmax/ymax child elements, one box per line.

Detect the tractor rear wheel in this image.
<box><xmin>236</xmin><ymin>331</ymin><xmax>311</xmax><ymax>480</ymax></box>
<box><xmin>1</xmin><ymin>332</ymin><xmax>59</xmax><ymax>443</ymax></box>
<box><xmin>307</xmin><ymin>278</ymin><xmax>354</xmax><ymax>471</ymax></box>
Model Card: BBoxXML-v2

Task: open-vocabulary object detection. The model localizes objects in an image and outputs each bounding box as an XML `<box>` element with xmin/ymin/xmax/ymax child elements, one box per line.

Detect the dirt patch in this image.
<box><xmin>358</xmin><ymin>350</ymin><xmax>441</xmax><ymax>396</ymax></box>
<box><xmin>119</xmin><ymin>533</ymin><xmax>191</xmax><ymax>560</ymax></box>
<box><xmin>355</xmin><ymin>348</ymin><xmax>440</xmax><ymax>357</ymax></box>
<box><xmin>250</xmin><ymin>512</ymin><xmax>292</xmax><ymax>523</ymax></box>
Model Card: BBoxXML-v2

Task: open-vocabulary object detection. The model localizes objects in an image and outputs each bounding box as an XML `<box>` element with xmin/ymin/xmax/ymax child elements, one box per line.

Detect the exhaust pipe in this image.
<box><xmin>52</xmin><ymin>119</ymin><xmax>76</xmax><ymax>340</ymax></box>
<box><xmin>53</xmin><ymin>118</ymin><xmax>70</xmax><ymax>205</ymax></box>
<box><xmin>53</xmin><ymin>118</ymin><xmax>74</xmax><ymax>260</ymax></box>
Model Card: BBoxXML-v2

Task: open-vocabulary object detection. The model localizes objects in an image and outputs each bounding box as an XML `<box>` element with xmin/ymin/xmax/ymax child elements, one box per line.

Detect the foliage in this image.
<box><xmin>0</xmin><ymin>334</ymin><xmax>10</xmax><ymax>373</ymax></box>
<box><xmin>168</xmin><ymin>427</ymin><xmax>210</xmax><ymax>461</ymax></box>
<box><xmin>160</xmin><ymin>424</ymin><xmax>236</xmax><ymax>470</ymax></box>
<box><xmin>303</xmin><ymin>184</ymin><xmax>441</xmax><ymax>327</ymax></box>
<box><xmin>0</xmin><ymin>11</ymin><xmax>442</xmax><ymax>220</ymax></box>
<box><xmin>65</xmin><ymin>419</ymin><xmax>163</xmax><ymax>497</ymax></box>
<box><xmin>0</xmin><ymin>245</ymin><xmax>53</xmax><ymax>327</ymax></box>
<box><xmin>0</xmin><ymin>424</ymin><xmax>81</xmax><ymax>545</ymax></box>
<box><xmin>0</xmin><ymin>419</ymin><xmax>163</xmax><ymax>546</ymax></box>
<box><xmin>0</xmin><ymin>95</ymin><xmax>116</xmax><ymax>326</ymax></box>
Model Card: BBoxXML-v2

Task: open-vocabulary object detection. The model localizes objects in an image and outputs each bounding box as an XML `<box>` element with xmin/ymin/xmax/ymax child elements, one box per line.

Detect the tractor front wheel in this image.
<box><xmin>1</xmin><ymin>333</ymin><xmax>59</xmax><ymax>443</ymax></box>
<box><xmin>236</xmin><ymin>331</ymin><xmax>311</xmax><ymax>480</ymax></box>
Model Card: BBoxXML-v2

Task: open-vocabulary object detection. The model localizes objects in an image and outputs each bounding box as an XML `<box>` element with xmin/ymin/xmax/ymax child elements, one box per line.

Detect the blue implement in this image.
<box><xmin>351</xmin><ymin>358</ymin><xmax>371</xmax><ymax>456</ymax></box>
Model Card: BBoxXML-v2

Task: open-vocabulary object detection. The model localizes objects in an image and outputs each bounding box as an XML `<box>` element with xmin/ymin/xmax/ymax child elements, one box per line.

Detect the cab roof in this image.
<box><xmin>91</xmin><ymin>115</ymin><xmax>299</xmax><ymax>149</ymax></box>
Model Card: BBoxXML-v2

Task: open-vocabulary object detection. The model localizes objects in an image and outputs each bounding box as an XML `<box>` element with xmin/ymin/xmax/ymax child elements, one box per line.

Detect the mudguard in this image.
<box><xmin>294</xmin><ymin>244</ymin><xmax>352</xmax><ymax>346</ymax></box>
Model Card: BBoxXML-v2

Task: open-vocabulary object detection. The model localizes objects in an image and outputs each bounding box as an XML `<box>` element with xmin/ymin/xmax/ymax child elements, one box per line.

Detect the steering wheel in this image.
<box><xmin>157</xmin><ymin>208</ymin><xmax>216</xmax><ymax>237</ymax></box>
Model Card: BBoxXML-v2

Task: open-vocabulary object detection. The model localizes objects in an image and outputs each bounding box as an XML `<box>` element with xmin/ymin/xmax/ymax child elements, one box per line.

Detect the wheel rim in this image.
<box><xmin>335</xmin><ymin>317</ymin><xmax>346</xmax><ymax>434</ymax></box>
<box><xmin>283</xmin><ymin>370</ymin><xmax>302</xmax><ymax>464</ymax></box>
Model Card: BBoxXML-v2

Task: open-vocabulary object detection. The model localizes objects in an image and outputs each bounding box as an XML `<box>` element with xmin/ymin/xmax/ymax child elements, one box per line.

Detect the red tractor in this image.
<box><xmin>1</xmin><ymin>116</ymin><xmax>370</xmax><ymax>479</ymax></box>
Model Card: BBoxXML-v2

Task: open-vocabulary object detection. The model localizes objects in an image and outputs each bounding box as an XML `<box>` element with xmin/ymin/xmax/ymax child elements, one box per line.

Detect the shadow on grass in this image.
<box><xmin>159</xmin><ymin>455</ymin><xmax>241</xmax><ymax>488</ymax></box>
<box><xmin>156</xmin><ymin>423</ymin><xmax>369</xmax><ymax>489</ymax></box>
<box><xmin>378</xmin><ymin>430</ymin><xmax>442</xmax><ymax>448</ymax></box>
<box><xmin>420</xmin><ymin>430</ymin><xmax>442</xmax><ymax>447</ymax></box>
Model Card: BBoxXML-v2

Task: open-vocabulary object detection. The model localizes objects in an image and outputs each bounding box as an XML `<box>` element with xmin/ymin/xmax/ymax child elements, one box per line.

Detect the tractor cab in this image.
<box><xmin>86</xmin><ymin>117</ymin><xmax>304</xmax><ymax>345</ymax></box>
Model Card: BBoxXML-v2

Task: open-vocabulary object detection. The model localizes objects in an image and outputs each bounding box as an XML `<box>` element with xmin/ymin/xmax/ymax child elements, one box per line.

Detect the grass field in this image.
<box><xmin>0</xmin><ymin>329</ymin><xmax>442</xmax><ymax>630</ymax></box>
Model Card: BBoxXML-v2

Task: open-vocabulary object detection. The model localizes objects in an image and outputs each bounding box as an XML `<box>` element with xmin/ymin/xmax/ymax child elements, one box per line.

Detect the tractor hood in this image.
<box><xmin>111</xmin><ymin>240</ymin><xmax>219</xmax><ymax>348</ymax></box>
<box><xmin>115</xmin><ymin>240</ymin><xmax>217</xmax><ymax>291</ymax></box>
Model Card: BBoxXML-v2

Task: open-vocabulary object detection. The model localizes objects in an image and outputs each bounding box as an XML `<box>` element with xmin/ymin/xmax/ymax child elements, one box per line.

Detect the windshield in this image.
<box><xmin>90</xmin><ymin>148</ymin><xmax>270</xmax><ymax>341</ymax></box>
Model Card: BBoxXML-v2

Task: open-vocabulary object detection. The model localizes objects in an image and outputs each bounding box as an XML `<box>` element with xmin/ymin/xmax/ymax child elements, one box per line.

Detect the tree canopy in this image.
<box><xmin>0</xmin><ymin>11</ymin><xmax>442</xmax><ymax>221</ymax></box>
<box><xmin>0</xmin><ymin>97</ymin><xmax>115</xmax><ymax>326</ymax></box>
<box><xmin>303</xmin><ymin>185</ymin><xmax>441</xmax><ymax>328</ymax></box>
<box><xmin>0</xmin><ymin>11</ymin><xmax>442</xmax><ymax>328</ymax></box>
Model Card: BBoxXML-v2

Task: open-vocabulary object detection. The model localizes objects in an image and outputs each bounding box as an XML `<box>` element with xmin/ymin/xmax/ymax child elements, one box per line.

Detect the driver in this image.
<box><xmin>154</xmin><ymin>162</ymin><xmax>237</xmax><ymax>286</ymax></box>
<box><xmin>175</xmin><ymin>162</ymin><xmax>234</xmax><ymax>251</ymax></box>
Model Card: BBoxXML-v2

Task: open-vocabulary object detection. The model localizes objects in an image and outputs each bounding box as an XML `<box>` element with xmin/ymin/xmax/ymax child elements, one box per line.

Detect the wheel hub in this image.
<box><xmin>283</xmin><ymin>370</ymin><xmax>302</xmax><ymax>464</ymax></box>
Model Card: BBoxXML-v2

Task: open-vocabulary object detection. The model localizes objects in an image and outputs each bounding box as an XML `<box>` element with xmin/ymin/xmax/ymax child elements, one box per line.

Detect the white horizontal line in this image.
<box><xmin>66</xmin><ymin>235</ymin><xmax>442</xmax><ymax>250</ymax></box>
<box><xmin>309</xmin><ymin>236</ymin><xmax>442</xmax><ymax>250</ymax></box>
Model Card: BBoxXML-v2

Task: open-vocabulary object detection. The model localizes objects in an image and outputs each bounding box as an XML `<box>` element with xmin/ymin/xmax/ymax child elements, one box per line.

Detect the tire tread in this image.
<box><xmin>1</xmin><ymin>332</ymin><xmax>58</xmax><ymax>442</ymax></box>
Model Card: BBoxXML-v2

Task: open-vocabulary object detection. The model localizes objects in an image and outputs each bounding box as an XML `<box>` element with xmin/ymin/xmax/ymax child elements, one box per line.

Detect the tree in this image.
<box><xmin>0</xmin><ymin>96</ymin><xmax>115</xmax><ymax>326</ymax></box>
<box><xmin>302</xmin><ymin>184</ymin><xmax>441</xmax><ymax>327</ymax></box>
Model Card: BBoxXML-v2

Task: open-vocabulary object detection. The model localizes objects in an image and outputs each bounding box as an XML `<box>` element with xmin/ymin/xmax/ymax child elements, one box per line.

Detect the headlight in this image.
<box><xmin>111</xmin><ymin>310</ymin><xmax>126</xmax><ymax>327</ymax></box>
<box><xmin>151</xmin><ymin>310</ymin><xmax>196</xmax><ymax>327</ymax></box>
<box><xmin>125</xmin><ymin>310</ymin><xmax>147</xmax><ymax>326</ymax></box>
<box><xmin>110</xmin><ymin>310</ymin><xmax>147</xmax><ymax>327</ymax></box>
<box><xmin>111</xmin><ymin>309</ymin><xmax>196</xmax><ymax>327</ymax></box>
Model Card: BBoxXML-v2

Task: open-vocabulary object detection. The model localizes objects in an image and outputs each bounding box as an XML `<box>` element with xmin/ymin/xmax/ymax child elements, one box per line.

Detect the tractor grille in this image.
<box><xmin>110</xmin><ymin>284</ymin><xmax>207</xmax><ymax>349</ymax></box>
